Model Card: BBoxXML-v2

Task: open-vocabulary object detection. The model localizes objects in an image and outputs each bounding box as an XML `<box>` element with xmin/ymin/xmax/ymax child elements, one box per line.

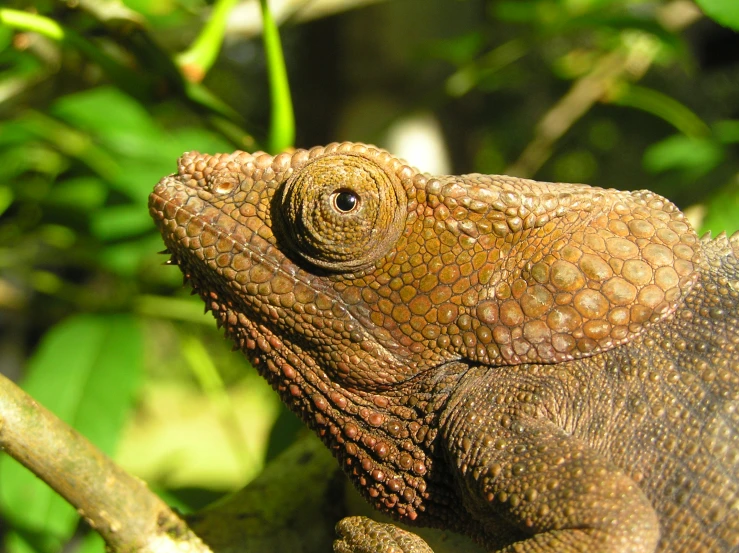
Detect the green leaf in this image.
<box><xmin>99</xmin><ymin>234</ymin><xmax>165</xmax><ymax>277</ymax></box>
<box><xmin>0</xmin><ymin>20</ymin><xmax>12</xmax><ymax>50</ymax></box>
<box><xmin>259</xmin><ymin>0</ymin><xmax>294</xmax><ymax>152</ymax></box>
<box><xmin>75</xmin><ymin>531</ymin><xmax>106</xmax><ymax>553</ymax></box>
<box><xmin>694</xmin><ymin>0</ymin><xmax>739</xmax><ymax>31</ymax></box>
<box><xmin>714</xmin><ymin>120</ymin><xmax>739</xmax><ymax>144</ymax></box>
<box><xmin>701</xmin><ymin>183</ymin><xmax>739</xmax><ymax>237</ymax></box>
<box><xmin>108</xmin><ymin>126</ymin><xmax>233</xmax><ymax>202</ymax></box>
<box><xmin>45</xmin><ymin>177</ymin><xmax>107</xmax><ymax>210</ymax></box>
<box><xmin>91</xmin><ymin>204</ymin><xmax>154</xmax><ymax>240</ymax></box>
<box><xmin>0</xmin><ymin>144</ymin><xmax>67</xmax><ymax>181</ymax></box>
<box><xmin>167</xmin><ymin>127</ymin><xmax>233</xmax><ymax>156</ymax></box>
<box><xmin>492</xmin><ymin>1</ymin><xmax>540</xmax><ymax>23</ymax></box>
<box><xmin>49</xmin><ymin>87</ymin><xmax>234</xmax><ymax>203</ymax></box>
<box><xmin>613</xmin><ymin>85</ymin><xmax>710</xmax><ymax>138</ymax></box>
<box><xmin>0</xmin><ymin>185</ymin><xmax>13</xmax><ymax>217</ymax></box>
<box><xmin>0</xmin><ymin>120</ymin><xmax>37</xmax><ymax>147</ymax></box>
<box><xmin>12</xmin><ymin>111</ymin><xmax>121</xmax><ymax>180</ymax></box>
<box><xmin>51</xmin><ymin>87</ymin><xmax>159</xmax><ymax>138</ymax></box>
<box><xmin>50</xmin><ymin>88</ymin><xmax>167</xmax><ymax>174</ymax></box>
<box><xmin>3</xmin><ymin>530</ymin><xmax>54</xmax><ymax>553</ymax></box>
<box><xmin>426</xmin><ymin>32</ymin><xmax>484</xmax><ymax>65</ymax></box>
<box><xmin>0</xmin><ymin>314</ymin><xmax>143</xmax><ymax>546</ymax></box>
<box><xmin>176</xmin><ymin>0</ymin><xmax>239</xmax><ymax>81</ymax></box>
<box><xmin>643</xmin><ymin>135</ymin><xmax>723</xmax><ymax>177</ymax></box>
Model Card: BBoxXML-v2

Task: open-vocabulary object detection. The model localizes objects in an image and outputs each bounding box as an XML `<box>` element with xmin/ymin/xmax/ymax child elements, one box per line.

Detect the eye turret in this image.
<box><xmin>280</xmin><ymin>154</ymin><xmax>406</xmax><ymax>272</ymax></box>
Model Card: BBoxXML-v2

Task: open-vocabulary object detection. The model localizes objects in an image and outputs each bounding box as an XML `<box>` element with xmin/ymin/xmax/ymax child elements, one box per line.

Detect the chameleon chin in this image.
<box><xmin>150</xmin><ymin>142</ymin><xmax>739</xmax><ymax>553</ymax></box>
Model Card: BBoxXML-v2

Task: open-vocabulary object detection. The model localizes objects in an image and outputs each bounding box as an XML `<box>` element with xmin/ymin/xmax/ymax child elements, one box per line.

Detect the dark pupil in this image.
<box><xmin>334</xmin><ymin>190</ymin><xmax>358</xmax><ymax>213</ymax></box>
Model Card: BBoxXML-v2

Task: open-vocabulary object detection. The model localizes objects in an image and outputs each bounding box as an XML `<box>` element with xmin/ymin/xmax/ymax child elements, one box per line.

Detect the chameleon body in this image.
<box><xmin>149</xmin><ymin>142</ymin><xmax>739</xmax><ymax>552</ymax></box>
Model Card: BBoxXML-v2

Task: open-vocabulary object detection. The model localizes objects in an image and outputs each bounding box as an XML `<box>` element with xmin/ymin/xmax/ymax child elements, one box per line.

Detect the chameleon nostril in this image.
<box><xmin>209</xmin><ymin>175</ymin><xmax>237</xmax><ymax>195</ymax></box>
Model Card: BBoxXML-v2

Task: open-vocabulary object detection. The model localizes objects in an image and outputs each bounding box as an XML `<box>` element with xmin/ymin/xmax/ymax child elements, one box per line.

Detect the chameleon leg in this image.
<box><xmin>442</xmin><ymin>382</ymin><xmax>661</xmax><ymax>553</ymax></box>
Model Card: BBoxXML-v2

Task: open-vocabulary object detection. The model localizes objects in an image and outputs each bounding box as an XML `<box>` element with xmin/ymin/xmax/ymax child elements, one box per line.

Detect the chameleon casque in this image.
<box><xmin>149</xmin><ymin>142</ymin><xmax>739</xmax><ymax>553</ymax></box>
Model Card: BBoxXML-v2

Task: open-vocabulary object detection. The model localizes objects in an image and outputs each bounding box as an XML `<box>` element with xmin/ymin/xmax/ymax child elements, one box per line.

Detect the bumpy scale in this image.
<box><xmin>149</xmin><ymin>142</ymin><xmax>739</xmax><ymax>553</ymax></box>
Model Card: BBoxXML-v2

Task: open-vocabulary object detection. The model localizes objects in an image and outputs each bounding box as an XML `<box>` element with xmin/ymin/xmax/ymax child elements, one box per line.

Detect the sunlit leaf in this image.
<box><xmin>0</xmin><ymin>120</ymin><xmax>37</xmax><ymax>146</ymax></box>
<box><xmin>0</xmin><ymin>21</ymin><xmax>12</xmax><ymax>50</ymax></box>
<box><xmin>48</xmin><ymin>88</ymin><xmax>234</xmax><ymax>203</ymax></box>
<box><xmin>45</xmin><ymin>177</ymin><xmax>107</xmax><ymax>210</ymax></box>
<box><xmin>643</xmin><ymin>135</ymin><xmax>723</xmax><ymax>177</ymax></box>
<box><xmin>702</xmin><ymin>182</ymin><xmax>739</xmax><ymax>236</ymax></box>
<box><xmin>695</xmin><ymin>0</ymin><xmax>739</xmax><ymax>31</ymax></box>
<box><xmin>91</xmin><ymin>204</ymin><xmax>154</xmax><ymax>240</ymax></box>
<box><xmin>51</xmin><ymin>87</ymin><xmax>160</xmax><ymax>138</ymax></box>
<box><xmin>0</xmin><ymin>185</ymin><xmax>13</xmax><ymax>216</ymax></box>
<box><xmin>107</xmin><ymin>130</ymin><xmax>233</xmax><ymax>202</ymax></box>
<box><xmin>0</xmin><ymin>144</ymin><xmax>67</xmax><ymax>181</ymax></box>
<box><xmin>259</xmin><ymin>0</ymin><xmax>294</xmax><ymax>153</ymax></box>
<box><xmin>110</xmin><ymin>165</ymin><xmax>174</xmax><ymax>203</ymax></box>
<box><xmin>75</xmin><ymin>531</ymin><xmax>105</xmax><ymax>553</ymax></box>
<box><xmin>115</xmin><ymin>365</ymin><xmax>281</xmax><ymax>490</ymax></box>
<box><xmin>614</xmin><ymin>85</ymin><xmax>710</xmax><ymax>138</ymax></box>
<box><xmin>11</xmin><ymin>111</ymin><xmax>120</xmax><ymax>180</ymax></box>
<box><xmin>99</xmin><ymin>234</ymin><xmax>166</xmax><ymax>276</ymax></box>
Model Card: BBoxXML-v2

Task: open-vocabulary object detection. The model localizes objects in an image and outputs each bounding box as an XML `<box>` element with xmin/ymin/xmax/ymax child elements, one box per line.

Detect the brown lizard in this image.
<box><xmin>149</xmin><ymin>142</ymin><xmax>739</xmax><ymax>553</ymax></box>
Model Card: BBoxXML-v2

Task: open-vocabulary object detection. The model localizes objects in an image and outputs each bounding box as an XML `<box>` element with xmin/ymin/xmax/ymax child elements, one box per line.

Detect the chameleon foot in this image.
<box><xmin>334</xmin><ymin>516</ymin><xmax>434</xmax><ymax>553</ymax></box>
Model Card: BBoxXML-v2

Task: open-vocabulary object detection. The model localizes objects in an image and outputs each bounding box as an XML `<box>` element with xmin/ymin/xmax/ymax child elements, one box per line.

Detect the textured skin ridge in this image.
<box><xmin>386</xmin><ymin>171</ymin><xmax>702</xmax><ymax>366</ymax></box>
<box><xmin>150</xmin><ymin>142</ymin><xmax>739</xmax><ymax>553</ymax></box>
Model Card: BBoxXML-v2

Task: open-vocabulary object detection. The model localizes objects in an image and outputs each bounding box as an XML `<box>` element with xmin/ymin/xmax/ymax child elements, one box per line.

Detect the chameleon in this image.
<box><xmin>149</xmin><ymin>142</ymin><xmax>739</xmax><ymax>552</ymax></box>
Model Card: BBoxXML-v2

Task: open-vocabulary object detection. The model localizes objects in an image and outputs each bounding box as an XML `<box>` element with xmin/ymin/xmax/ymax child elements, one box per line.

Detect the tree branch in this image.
<box><xmin>0</xmin><ymin>372</ymin><xmax>210</xmax><ymax>553</ymax></box>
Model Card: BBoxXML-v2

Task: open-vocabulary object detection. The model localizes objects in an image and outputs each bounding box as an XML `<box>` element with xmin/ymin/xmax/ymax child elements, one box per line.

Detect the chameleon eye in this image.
<box><xmin>281</xmin><ymin>153</ymin><xmax>406</xmax><ymax>272</ymax></box>
<box><xmin>332</xmin><ymin>189</ymin><xmax>359</xmax><ymax>213</ymax></box>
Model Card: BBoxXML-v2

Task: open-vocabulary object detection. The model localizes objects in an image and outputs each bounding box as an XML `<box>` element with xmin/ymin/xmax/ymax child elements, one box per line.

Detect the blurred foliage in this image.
<box><xmin>694</xmin><ymin>0</ymin><xmax>739</xmax><ymax>30</ymax></box>
<box><xmin>0</xmin><ymin>1</ymin><xmax>738</xmax><ymax>552</ymax></box>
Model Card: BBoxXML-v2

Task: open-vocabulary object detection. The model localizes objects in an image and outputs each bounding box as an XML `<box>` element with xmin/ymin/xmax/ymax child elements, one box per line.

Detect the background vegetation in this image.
<box><xmin>1</xmin><ymin>1</ymin><xmax>738</xmax><ymax>552</ymax></box>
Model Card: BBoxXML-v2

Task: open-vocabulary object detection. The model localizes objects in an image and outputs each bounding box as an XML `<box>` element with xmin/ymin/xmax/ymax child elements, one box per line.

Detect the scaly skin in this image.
<box><xmin>149</xmin><ymin>142</ymin><xmax>739</xmax><ymax>552</ymax></box>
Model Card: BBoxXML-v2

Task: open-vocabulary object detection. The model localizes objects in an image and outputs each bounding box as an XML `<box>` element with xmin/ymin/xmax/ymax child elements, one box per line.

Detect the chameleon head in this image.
<box><xmin>149</xmin><ymin>141</ymin><xmax>704</xmax><ymax>390</ymax></box>
<box><xmin>148</xmin><ymin>142</ymin><xmax>423</xmax><ymax>390</ymax></box>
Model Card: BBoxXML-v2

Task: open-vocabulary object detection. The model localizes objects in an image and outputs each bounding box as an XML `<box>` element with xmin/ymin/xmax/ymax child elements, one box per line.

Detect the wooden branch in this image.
<box><xmin>0</xmin><ymin>372</ymin><xmax>210</xmax><ymax>553</ymax></box>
